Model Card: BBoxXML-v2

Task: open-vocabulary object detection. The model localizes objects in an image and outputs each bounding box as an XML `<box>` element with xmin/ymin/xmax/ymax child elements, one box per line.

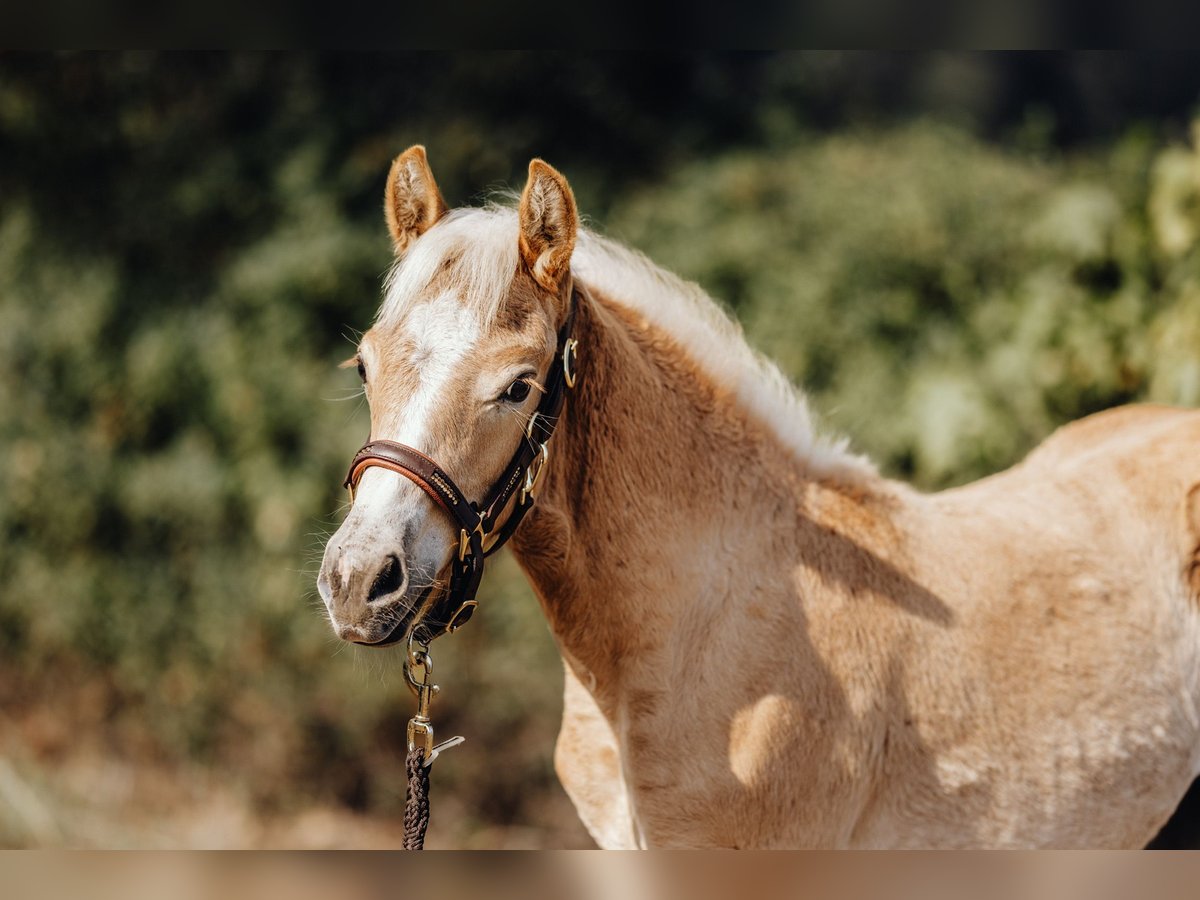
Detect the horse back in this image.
<box><xmin>870</xmin><ymin>405</ymin><xmax>1200</xmax><ymax>846</ymax></box>
<box><xmin>1023</xmin><ymin>403</ymin><xmax>1199</xmax><ymax>475</ymax></box>
<box><xmin>1023</xmin><ymin>404</ymin><xmax>1200</xmax><ymax>574</ymax></box>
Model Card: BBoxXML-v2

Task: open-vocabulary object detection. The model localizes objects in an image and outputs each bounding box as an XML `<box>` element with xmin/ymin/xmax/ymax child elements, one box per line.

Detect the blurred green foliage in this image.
<box><xmin>1</xmin><ymin>54</ymin><xmax>1199</xmax><ymax>847</ymax></box>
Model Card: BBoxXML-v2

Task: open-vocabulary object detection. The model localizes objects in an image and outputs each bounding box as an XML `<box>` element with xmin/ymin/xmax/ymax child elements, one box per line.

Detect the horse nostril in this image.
<box><xmin>367</xmin><ymin>554</ymin><xmax>404</xmax><ymax>603</ymax></box>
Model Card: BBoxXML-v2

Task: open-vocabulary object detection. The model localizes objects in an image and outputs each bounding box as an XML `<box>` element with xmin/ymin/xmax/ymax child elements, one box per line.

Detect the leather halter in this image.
<box><xmin>343</xmin><ymin>285</ymin><xmax>581</xmax><ymax>641</ymax></box>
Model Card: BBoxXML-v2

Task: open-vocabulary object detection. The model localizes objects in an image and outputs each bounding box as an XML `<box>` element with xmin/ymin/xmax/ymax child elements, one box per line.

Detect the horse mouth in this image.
<box><xmin>351</xmin><ymin>586</ymin><xmax>434</xmax><ymax>648</ymax></box>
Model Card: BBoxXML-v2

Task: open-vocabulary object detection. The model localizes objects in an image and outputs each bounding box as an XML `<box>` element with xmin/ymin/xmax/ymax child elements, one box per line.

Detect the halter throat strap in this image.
<box><xmin>342</xmin><ymin>285</ymin><xmax>581</xmax><ymax>640</ymax></box>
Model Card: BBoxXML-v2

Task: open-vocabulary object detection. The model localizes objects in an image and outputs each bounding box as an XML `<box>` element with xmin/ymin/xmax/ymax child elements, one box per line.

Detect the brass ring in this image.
<box><xmin>563</xmin><ymin>338</ymin><xmax>579</xmax><ymax>389</ymax></box>
<box><xmin>525</xmin><ymin>410</ymin><xmax>544</xmax><ymax>440</ymax></box>
<box><xmin>520</xmin><ymin>442</ymin><xmax>550</xmax><ymax>503</ymax></box>
<box><xmin>446</xmin><ymin>600</ymin><xmax>478</xmax><ymax>633</ymax></box>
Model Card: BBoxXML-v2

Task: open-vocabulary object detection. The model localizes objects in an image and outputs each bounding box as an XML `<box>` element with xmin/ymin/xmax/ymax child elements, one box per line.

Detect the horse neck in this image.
<box><xmin>510</xmin><ymin>284</ymin><xmax>853</xmax><ymax>701</ymax></box>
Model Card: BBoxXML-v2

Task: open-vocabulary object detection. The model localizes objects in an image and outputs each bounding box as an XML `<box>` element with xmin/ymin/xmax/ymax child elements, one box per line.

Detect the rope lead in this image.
<box><xmin>403</xmin><ymin>747</ymin><xmax>432</xmax><ymax>850</ymax></box>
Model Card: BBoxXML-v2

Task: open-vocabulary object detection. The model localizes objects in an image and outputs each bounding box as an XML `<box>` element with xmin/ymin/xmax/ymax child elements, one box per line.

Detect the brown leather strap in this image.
<box><xmin>346</xmin><ymin>442</ymin><xmax>481</xmax><ymax>537</ymax></box>
<box><xmin>342</xmin><ymin>284</ymin><xmax>582</xmax><ymax>640</ymax></box>
<box><xmin>344</xmin><ymin>439</ymin><xmax>485</xmax><ymax>638</ymax></box>
<box><xmin>477</xmin><ymin>294</ymin><xmax>577</xmax><ymax>543</ymax></box>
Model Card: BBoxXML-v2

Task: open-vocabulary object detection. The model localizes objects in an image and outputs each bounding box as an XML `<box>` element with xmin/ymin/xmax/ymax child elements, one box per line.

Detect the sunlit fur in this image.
<box><xmin>323</xmin><ymin>151</ymin><xmax>1200</xmax><ymax>848</ymax></box>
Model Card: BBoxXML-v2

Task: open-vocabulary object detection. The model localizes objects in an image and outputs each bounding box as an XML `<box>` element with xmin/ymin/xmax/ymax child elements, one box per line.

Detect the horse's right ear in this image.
<box><xmin>384</xmin><ymin>145</ymin><xmax>448</xmax><ymax>254</ymax></box>
<box><xmin>518</xmin><ymin>159</ymin><xmax>578</xmax><ymax>293</ymax></box>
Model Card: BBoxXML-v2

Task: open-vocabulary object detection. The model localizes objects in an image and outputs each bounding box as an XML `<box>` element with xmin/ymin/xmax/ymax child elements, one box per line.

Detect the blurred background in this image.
<box><xmin>1</xmin><ymin>51</ymin><xmax>1200</xmax><ymax>849</ymax></box>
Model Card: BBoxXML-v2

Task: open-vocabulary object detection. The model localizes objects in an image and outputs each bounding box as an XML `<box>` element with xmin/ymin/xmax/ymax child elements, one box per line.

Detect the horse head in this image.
<box><xmin>318</xmin><ymin>146</ymin><xmax>579</xmax><ymax>646</ymax></box>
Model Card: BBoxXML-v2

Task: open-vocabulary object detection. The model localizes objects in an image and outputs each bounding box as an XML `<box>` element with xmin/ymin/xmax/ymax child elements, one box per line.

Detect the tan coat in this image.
<box><xmin>515</xmin><ymin>292</ymin><xmax>1200</xmax><ymax>848</ymax></box>
<box><xmin>321</xmin><ymin>147</ymin><xmax>1200</xmax><ymax>848</ymax></box>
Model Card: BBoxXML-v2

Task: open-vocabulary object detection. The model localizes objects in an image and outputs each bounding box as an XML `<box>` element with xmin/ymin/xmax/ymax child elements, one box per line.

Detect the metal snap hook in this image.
<box><xmin>405</xmin><ymin>634</ymin><xmax>439</xmax><ymax>759</ymax></box>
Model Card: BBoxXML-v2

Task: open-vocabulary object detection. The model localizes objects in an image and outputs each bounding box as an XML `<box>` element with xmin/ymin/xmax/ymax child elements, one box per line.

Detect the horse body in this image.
<box><xmin>320</xmin><ymin>148</ymin><xmax>1200</xmax><ymax>848</ymax></box>
<box><xmin>515</xmin><ymin>288</ymin><xmax>1200</xmax><ymax>848</ymax></box>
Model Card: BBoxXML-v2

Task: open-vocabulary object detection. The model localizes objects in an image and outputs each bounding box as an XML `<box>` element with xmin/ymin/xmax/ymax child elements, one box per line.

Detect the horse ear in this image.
<box><xmin>518</xmin><ymin>159</ymin><xmax>578</xmax><ymax>292</ymax></box>
<box><xmin>384</xmin><ymin>145</ymin><xmax>448</xmax><ymax>254</ymax></box>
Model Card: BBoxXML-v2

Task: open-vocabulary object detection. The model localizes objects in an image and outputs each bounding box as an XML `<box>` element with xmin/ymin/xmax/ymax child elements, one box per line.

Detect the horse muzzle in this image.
<box><xmin>318</xmin><ymin>542</ymin><xmax>427</xmax><ymax>645</ymax></box>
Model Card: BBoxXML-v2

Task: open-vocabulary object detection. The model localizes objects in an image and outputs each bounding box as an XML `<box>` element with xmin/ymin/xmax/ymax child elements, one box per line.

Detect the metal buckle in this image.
<box><xmin>563</xmin><ymin>338</ymin><xmax>579</xmax><ymax>389</ymax></box>
<box><xmin>457</xmin><ymin>522</ymin><xmax>484</xmax><ymax>561</ymax></box>
<box><xmin>519</xmin><ymin>443</ymin><xmax>550</xmax><ymax>505</ymax></box>
<box><xmin>481</xmin><ymin>526</ymin><xmax>503</xmax><ymax>555</ymax></box>
<box><xmin>446</xmin><ymin>599</ymin><xmax>478</xmax><ymax>633</ymax></box>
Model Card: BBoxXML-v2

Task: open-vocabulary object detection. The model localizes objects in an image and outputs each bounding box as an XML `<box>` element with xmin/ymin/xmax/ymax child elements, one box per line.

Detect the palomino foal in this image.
<box><xmin>319</xmin><ymin>146</ymin><xmax>1200</xmax><ymax>848</ymax></box>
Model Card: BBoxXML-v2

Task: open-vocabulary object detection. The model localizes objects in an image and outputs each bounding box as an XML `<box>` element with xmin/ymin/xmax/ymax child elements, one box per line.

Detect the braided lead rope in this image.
<box><xmin>403</xmin><ymin>748</ymin><xmax>431</xmax><ymax>850</ymax></box>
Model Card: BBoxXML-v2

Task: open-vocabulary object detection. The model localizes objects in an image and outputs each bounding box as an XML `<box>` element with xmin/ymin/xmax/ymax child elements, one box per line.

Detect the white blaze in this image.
<box><xmin>352</xmin><ymin>296</ymin><xmax>481</xmax><ymax>518</ymax></box>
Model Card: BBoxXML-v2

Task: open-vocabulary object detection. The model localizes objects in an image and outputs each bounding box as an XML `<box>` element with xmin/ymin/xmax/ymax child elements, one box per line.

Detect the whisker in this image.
<box><xmin>342</xmin><ymin>394</ymin><xmax>368</xmax><ymax>428</ymax></box>
<box><xmin>500</xmin><ymin>404</ymin><xmax>543</xmax><ymax>453</ymax></box>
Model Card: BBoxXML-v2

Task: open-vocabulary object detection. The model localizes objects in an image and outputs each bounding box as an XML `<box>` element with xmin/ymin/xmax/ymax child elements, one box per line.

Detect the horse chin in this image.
<box><xmin>350</xmin><ymin>586</ymin><xmax>435</xmax><ymax>648</ymax></box>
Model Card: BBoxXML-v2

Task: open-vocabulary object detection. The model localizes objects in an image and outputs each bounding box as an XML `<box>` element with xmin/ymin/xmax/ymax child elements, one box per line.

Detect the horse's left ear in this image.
<box><xmin>518</xmin><ymin>159</ymin><xmax>578</xmax><ymax>293</ymax></box>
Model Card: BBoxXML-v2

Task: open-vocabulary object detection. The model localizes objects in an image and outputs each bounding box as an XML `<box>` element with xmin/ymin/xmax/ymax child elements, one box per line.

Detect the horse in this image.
<box><xmin>317</xmin><ymin>145</ymin><xmax>1200</xmax><ymax>848</ymax></box>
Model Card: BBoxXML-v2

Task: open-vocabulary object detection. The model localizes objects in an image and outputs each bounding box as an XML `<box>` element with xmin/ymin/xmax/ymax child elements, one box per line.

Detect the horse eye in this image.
<box><xmin>356</xmin><ymin>358</ymin><xmax>367</xmax><ymax>383</ymax></box>
<box><xmin>502</xmin><ymin>379</ymin><xmax>531</xmax><ymax>403</ymax></box>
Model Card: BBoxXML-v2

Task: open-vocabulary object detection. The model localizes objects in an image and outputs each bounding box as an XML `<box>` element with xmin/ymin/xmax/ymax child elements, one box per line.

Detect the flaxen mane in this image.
<box><xmin>378</xmin><ymin>205</ymin><xmax>875</xmax><ymax>482</ymax></box>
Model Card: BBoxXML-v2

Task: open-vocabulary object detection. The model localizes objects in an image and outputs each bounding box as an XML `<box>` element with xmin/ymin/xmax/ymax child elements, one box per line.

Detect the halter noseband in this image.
<box><xmin>343</xmin><ymin>285</ymin><xmax>582</xmax><ymax>641</ymax></box>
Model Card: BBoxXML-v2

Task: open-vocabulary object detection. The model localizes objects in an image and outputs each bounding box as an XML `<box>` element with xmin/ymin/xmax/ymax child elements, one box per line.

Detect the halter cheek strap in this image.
<box><xmin>343</xmin><ymin>285</ymin><xmax>581</xmax><ymax>641</ymax></box>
